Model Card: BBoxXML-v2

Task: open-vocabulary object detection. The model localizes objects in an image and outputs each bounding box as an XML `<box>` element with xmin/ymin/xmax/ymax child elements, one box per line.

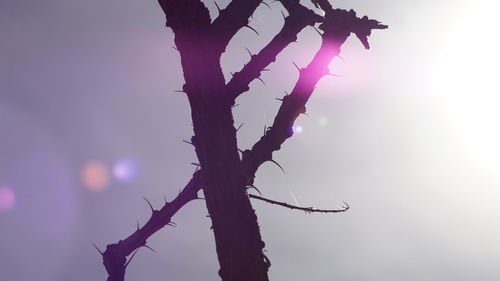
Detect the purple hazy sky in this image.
<box><xmin>1</xmin><ymin>0</ymin><xmax>499</xmax><ymax>280</ymax></box>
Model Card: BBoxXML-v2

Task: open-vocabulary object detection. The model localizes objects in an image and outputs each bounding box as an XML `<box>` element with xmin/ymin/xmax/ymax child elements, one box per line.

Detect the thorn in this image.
<box><xmin>263</xmin><ymin>125</ymin><xmax>267</xmax><ymax>135</ymax></box>
<box><xmin>172</xmin><ymin>46</ymin><xmax>178</xmax><ymax>51</ymax></box>
<box><xmin>337</xmin><ymin>55</ymin><xmax>345</xmax><ymax>62</ymax></box>
<box><xmin>268</xmin><ymin>159</ymin><xmax>285</xmax><ymax>173</ymax></box>
<box><xmin>191</xmin><ymin>162</ymin><xmax>200</xmax><ymax>167</ymax></box>
<box><xmin>174</xmin><ymin>90</ymin><xmax>186</xmax><ymax>93</ymax></box>
<box><xmin>136</xmin><ymin>221</ymin><xmax>140</xmax><ymax>231</ymax></box>
<box><xmin>125</xmin><ymin>249</ymin><xmax>140</xmax><ymax>268</ymax></box>
<box><xmin>313</xmin><ymin>26</ymin><xmax>322</xmax><ymax>36</ymax></box>
<box><xmin>262</xmin><ymin>68</ymin><xmax>270</xmax><ymax>72</ymax></box>
<box><xmin>142</xmin><ymin>244</ymin><xmax>157</xmax><ymax>253</ymax></box>
<box><xmin>275</xmin><ymin>97</ymin><xmax>284</xmax><ymax>102</ymax></box>
<box><xmin>142</xmin><ymin>197</ymin><xmax>155</xmax><ymax>213</ymax></box>
<box><xmin>256</xmin><ymin>76</ymin><xmax>265</xmax><ymax>85</ymax></box>
<box><xmin>182</xmin><ymin>139</ymin><xmax>194</xmax><ymax>146</ymax></box>
<box><xmin>236</xmin><ymin>123</ymin><xmax>244</xmax><ymax>132</ymax></box>
<box><xmin>213</xmin><ymin>1</ymin><xmax>221</xmax><ymax>13</ymax></box>
<box><xmin>327</xmin><ymin>73</ymin><xmax>343</xmax><ymax>77</ymax></box>
<box><xmin>284</xmin><ymin>91</ymin><xmax>289</xmax><ymax>96</ymax></box>
<box><xmin>231</xmin><ymin>103</ymin><xmax>239</xmax><ymax>108</ymax></box>
<box><xmin>168</xmin><ymin>222</ymin><xmax>177</xmax><ymax>227</ymax></box>
<box><xmin>91</xmin><ymin>242</ymin><xmax>103</xmax><ymax>256</ymax></box>
<box><xmin>248</xmin><ymin>184</ymin><xmax>263</xmax><ymax>196</ymax></box>
<box><xmin>244</xmin><ymin>24</ymin><xmax>259</xmax><ymax>36</ymax></box>
<box><xmin>292</xmin><ymin>61</ymin><xmax>300</xmax><ymax>72</ymax></box>
<box><xmin>343</xmin><ymin>201</ymin><xmax>350</xmax><ymax>209</ymax></box>
<box><xmin>244</xmin><ymin>47</ymin><xmax>253</xmax><ymax>57</ymax></box>
<box><xmin>230</xmin><ymin>72</ymin><xmax>234</xmax><ymax>77</ymax></box>
<box><xmin>261</xmin><ymin>1</ymin><xmax>271</xmax><ymax>9</ymax></box>
<box><xmin>163</xmin><ymin>195</ymin><xmax>168</xmax><ymax>205</ymax></box>
<box><xmin>281</xmin><ymin>10</ymin><xmax>286</xmax><ymax>20</ymax></box>
<box><xmin>237</xmin><ymin>148</ymin><xmax>244</xmax><ymax>154</ymax></box>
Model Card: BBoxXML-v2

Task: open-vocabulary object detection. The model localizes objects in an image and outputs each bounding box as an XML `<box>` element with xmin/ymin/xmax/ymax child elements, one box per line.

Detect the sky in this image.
<box><xmin>1</xmin><ymin>0</ymin><xmax>500</xmax><ymax>280</ymax></box>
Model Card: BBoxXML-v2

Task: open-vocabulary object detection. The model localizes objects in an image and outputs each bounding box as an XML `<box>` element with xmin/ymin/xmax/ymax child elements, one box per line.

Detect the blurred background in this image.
<box><xmin>1</xmin><ymin>0</ymin><xmax>499</xmax><ymax>280</ymax></box>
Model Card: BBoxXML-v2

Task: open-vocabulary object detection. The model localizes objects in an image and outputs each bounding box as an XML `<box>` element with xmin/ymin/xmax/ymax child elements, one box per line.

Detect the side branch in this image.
<box><xmin>242</xmin><ymin>9</ymin><xmax>387</xmax><ymax>183</ymax></box>
<box><xmin>250</xmin><ymin>194</ymin><xmax>349</xmax><ymax>213</ymax></box>
<box><xmin>226</xmin><ymin>2</ymin><xmax>321</xmax><ymax>98</ymax></box>
<box><xmin>102</xmin><ymin>171</ymin><xmax>203</xmax><ymax>281</ymax></box>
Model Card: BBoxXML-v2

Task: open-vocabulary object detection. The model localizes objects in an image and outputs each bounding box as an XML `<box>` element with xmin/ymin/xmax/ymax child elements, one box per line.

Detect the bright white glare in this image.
<box><xmin>431</xmin><ymin>1</ymin><xmax>500</xmax><ymax>170</ymax></box>
<box><xmin>293</xmin><ymin>125</ymin><xmax>303</xmax><ymax>133</ymax></box>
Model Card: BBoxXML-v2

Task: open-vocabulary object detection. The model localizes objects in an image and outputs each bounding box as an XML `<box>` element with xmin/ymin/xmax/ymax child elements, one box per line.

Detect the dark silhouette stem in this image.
<box><xmin>249</xmin><ymin>194</ymin><xmax>349</xmax><ymax>213</ymax></box>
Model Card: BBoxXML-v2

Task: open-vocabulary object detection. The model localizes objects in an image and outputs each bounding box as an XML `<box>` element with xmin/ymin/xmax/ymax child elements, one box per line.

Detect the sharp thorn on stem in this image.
<box><xmin>142</xmin><ymin>244</ymin><xmax>157</xmax><ymax>253</ymax></box>
<box><xmin>248</xmin><ymin>184</ymin><xmax>263</xmax><ymax>196</ymax></box>
<box><xmin>125</xmin><ymin>249</ymin><xmax>140</xmax><ymax>268</ymax></box>
<box><xmin>142</xmin><ymin>197</ymin><xmax>155</xmax><ymax>213</ymax></box>
<box><xmin>268</xmin><ymin>159</ymin><xmax>285</xmax><ymax>173</ymax></box>
<box><xmin>261</xmin><ymin>1</ymin><xmax>271</xmax><ymax>9</ymax></box>
<box><xmin>236</xmin><ymin>123</ymin><xmax>244</xmax><ymax>132</ymax></box>
<box><xmin>244</xmin><ymin>24</ymin><xmax>260</xmax><ymax>36</ymax></box>
<box><xmin>213</xmin><ymin>1</ymin><xmax>221</xmax><ymax>13</ymax></box>
<box><xmin>244</xmin><ymin>47</ymin><xmax>253</xmax><ymax>58</ymax></box>
<box><xmin>91</xmin><ymin>242</ymin><xmax>103</xmax><ymax>256</ymax></box>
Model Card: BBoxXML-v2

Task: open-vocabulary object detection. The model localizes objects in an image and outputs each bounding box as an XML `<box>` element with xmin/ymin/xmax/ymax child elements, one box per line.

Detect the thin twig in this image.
<box><xmin>249</xmin><ymin>194</ymin><xmax>349</xmax><ymax>213</ymax></box>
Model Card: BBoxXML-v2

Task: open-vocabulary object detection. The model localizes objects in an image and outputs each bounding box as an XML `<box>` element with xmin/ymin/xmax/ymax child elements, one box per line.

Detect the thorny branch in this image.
<box><xmin>102</xmin><ymin>171</ymin><xmax>203</xmax><ymax>281</ymax></box>
<box><xmin>101</xmin><ymin>1</ymin><xmax>386</xmax><ymax>280</ymax></box>
<box><xmin>242</xmin><ymin>8</ymin><xmax>387</xmax><ymax>186</ymax></box>
<box><xmin>249</xmin><ymin>194</ymin><xmax>349</xmax><ymax>213</ymax></box>
<box><xmin>226</xmin><ymin>1</ymin><xmax>322</xmax><ymax>98</ymax></box>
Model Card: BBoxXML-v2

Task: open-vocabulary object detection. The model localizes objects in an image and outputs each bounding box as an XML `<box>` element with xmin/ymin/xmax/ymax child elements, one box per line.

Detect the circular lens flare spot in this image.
<box><xmin>0</xmin><ymin>187</ymin><xmax>15</xmax><ymax>210</ymax></box>
<box><xmin>113</xmin><ymin>159</ymin><xmax>138</xmax><ymax>182</ymax></box>
<box><xmin>293</xmin><ymin>125</ymin><xmax>303</xmax><ymax>134</ymax></box>
<box><xmin>318</xmin><ymin>116</ymin><xmax>328</xmax><ymax>126</ymax></box>
<box><xmin>81</xmin><ymin>161</ymin><xmax>110</xmax><ymax>192</ymax></box>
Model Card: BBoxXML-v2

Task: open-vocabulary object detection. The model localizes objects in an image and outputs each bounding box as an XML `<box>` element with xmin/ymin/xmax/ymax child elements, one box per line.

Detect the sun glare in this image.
<box><xmin>431</xmin><ymin>1</ymin><xmax>500</xmax><ymax>170</ymax></box>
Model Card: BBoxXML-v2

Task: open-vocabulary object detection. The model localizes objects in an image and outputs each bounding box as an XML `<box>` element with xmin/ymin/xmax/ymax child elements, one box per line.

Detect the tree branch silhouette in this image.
<box><xmin>100</xmin><ymin>1</ymin><xmax>386</xmax><ymax>281</ymax></box>
<box><xmin>249</xmin><ymin>194</ymin><xmax>350</xmax><ymax>213</ymax></box>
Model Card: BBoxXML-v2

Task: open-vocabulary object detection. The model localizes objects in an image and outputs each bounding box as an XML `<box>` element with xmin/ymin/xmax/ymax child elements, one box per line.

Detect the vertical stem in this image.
<box><xmin>181</xmin><ymin>46</ymin><xmax>270</xmax><ymax>281</ymax></box>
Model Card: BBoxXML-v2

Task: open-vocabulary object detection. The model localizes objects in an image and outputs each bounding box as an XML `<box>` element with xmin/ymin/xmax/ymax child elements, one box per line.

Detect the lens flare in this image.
<box><xmin>0</xmin><ymin>187</ymin><xmax>15</xmax><ymax>210</ymax></box>
<box><xmin>81</xmin><ymin>161</ymin><xmax>110</xmax><ymax>192</ymax></box>
<box><xmin>113</xmin><ymin>158</ymin><xmax>138</xmax><ymax>182</ymax></box>
<box><xmin>293</xmin><ymin>125</ymin><xmax>303</xmax><ymax>134</ymax></box>
<box><xmin>318</xmin><ymin>116</ymin><xmax>328</xmax><ymax>126</ymax></box>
